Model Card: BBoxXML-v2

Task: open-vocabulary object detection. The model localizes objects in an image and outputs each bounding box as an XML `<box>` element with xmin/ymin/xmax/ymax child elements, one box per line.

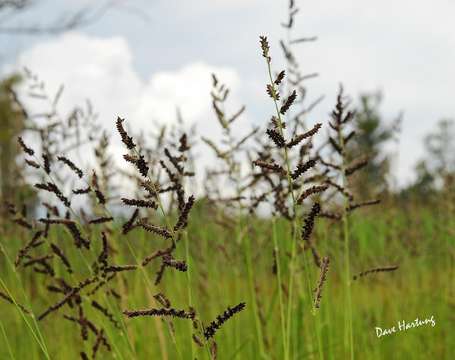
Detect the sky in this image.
<box><xmin>1</xmin><ymin>0</ymin><xmax>454</xmax><ymax>187</ymax></box>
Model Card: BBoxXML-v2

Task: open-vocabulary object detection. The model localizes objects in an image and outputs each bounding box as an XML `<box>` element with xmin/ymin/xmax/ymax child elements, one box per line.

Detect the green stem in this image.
<box><xmin>0</xmin><ymin>318</ymin><xmax>15</xmax><ymax>360</ymax></box>
<box><xmin>272</xmin><ymin>218</ymin><xmax>288</xmax><ymax>359</ymax></box>
<box><xmin>264</xmin><ymin>55</ymin><xmax>300</xmax><ymax>359</ymax></box>
<box><xmin>337</xmin><ymin>129</ymin><xmax>353</xmax><ymax>360</ymax></box>
<box><xmin>184</xmin><ymin>231</ymin><xmax>195</xmax><ymax>359</ymax></box>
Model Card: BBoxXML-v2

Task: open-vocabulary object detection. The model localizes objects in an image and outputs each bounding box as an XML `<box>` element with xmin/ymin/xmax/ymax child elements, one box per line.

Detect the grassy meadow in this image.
<box><xmin>1</xmin><ymin>199</ymin><xmax>453</xmax><ymax>359</ymax></box>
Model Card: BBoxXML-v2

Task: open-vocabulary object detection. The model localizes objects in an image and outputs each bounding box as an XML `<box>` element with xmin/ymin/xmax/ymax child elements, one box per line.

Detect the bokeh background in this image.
<box><xmin>1</xmin><ymin>0</ymin><xmax>454</xmax><ymax>186</ymax></box>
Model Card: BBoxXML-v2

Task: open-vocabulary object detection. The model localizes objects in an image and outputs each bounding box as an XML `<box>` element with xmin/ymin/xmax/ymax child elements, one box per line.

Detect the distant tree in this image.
<box><xmin>400</xmin><ymin>119</ymin><xmax>455</xmax><ymax>200</ymax></box>
<box><xmin>423</xmin><ymin>119</ymin><xmax>455</xmax><ymax>178</ymax></box>
<box><xmin>402</xmin><ymin>160</ymin><xmax>435</xmax><ymax>198</ymax></box>
<box><xmin>351</xmin><ymin>91</ymin><xmax>401</xmax><ymax>197</ymax></box>
<box><xmin>0</xmin><ymin>74</ymin><xmax>37</xmax><ymax>210</ymax></box>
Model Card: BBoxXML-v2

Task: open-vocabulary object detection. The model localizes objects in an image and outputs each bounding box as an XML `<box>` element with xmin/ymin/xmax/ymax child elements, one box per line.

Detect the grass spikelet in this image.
<box><xmin>271</xmin><ymin>116</ymin><xmax>285</xmax><ymax>129</ymax></box>
<box><xmin>203</xmin><ymin>302</ymin><xmax>246</xmax><ymax>340</ymax></box>
<box><xmin>259</xmin><ymin>36</ymin><xmax>270</xmax><ymax>61</ymax></box>
<box><xmin>174</xmin><ymin>195</ymin><xmax>195</xmax><ymax>231</ymax></box>
<box><xmin>274</xmin><ymin>70</ymin><xmax>285</xmax><ymax>85</ymax></box>
<box><xmin>105</xmin><ymin>264</ymin><xmax>137</xmax><ymax>273</ymax></box>
<box><xmin>50</xmin><ymin>243</ymin><xmax>72</xmax><ymax>273</ymax></box>
<box><xmin>154</xmin><ymin>263</ymin><xmax>166</xmax><ymax>285</ymax></box>
<box><xmin>122</xmin><ymin>209</ymin><xmax>139</xmax><ymax>235</ymax></box>
<box><xmin>35</xmin><ymin>182</ymin><xmax>70</xmax><ymax>207</ymax></box>
<box><xmin>287</xmin><ymin>123</ymin><xmax>322</xmax><ymax>148</ymax></box>
<box><xmin>38</xmin><ymin>276</ymin><xmax>96</xmax><ymax>320</ymax></box>
<box><xmin>141</xmin><ymin>248</ymin><xmax>172</xmax><ymax>267</ymax></box>
<box><xmin>319</xmin><ymin>211</ymin><xmax>342</xmax><ymax>221</ymax></box>
<box><xmin>353</xmin><ymin>265</ymin><xmax>399</xmax><ymax>280</ymax></box>
<box><xmin>348</xmin><ymin>199</ymin><xmax>381</xmax><ymax>212</ymax></box>
<box><xmin>88</xmin><ymin>216</ymin><xmax>114</xmax><ymax>224</ymax></box>
<box><xmin>324</xmin><ymin>179</ymin><xmax>354</xmax><ymax>201</ymax></box>
<box><xmin>92</xmin><ymin>329</ymin><xmax>111</xmax><ymax>357</ymax></box>
<box><xmin>42</xmin><ymin>153</ymin><xmax>51</xmax><ymax>174</ymax></box>
<box><xmin>97</xmin><ymin>232</ymin><xmax>109</xmax><ymax>271</ymax></box>
<box><xmin>123</xmin><ymin>154</ymin><xmax>149</xmax><ymax>177</ymax></box>
<box><xmin>163</xmin><ymin>255</ymin><xmax>187</xmax><ymax>272</ymax></box>
<box><xmin>23</xmin><ymin>254</ymin><xmax>54</xmax><ymax>268</ymax></box>
<box><xmin>116</xmin><ymin>117</ymin><xmax>135</xmax><ymax>149</ymax></box>
<box><xmin>297</xmin><ymin>185</ymin><xmax>328</xmax><ymax>204</ymax></box>
<box><xmin>253</xmin><ymin>159</ymin><xmax>285</xmax><ymax>175</ymax></box>
<box><xmin>64</xmin><ymin>308</ymin><xmax>90</xmax><ymax>341</ymax></box>
<box><xmin>38</xmin><ymin>218</ymin><xmax>74</xmax><ymax>225</ymax></box>
<box><xmin>266</xmin><ymin>128</ymin><xmax>286</xmax><ymax>148</ymax></box>
<box><xmin>314</xmin><ymin>256</ymin><xmax>330</xmax><ymax>309</ymax></box>
<box><xmin>15</xmin><ymin>230</ymin><xmax>44</xmax><ymax>266</ymax></box>
<box><xmin>33</xmin><ymin>264</ymin><xmax>55</xmax><ymax>277</ymax></box>
<box><xmin>91</xmin><ymin>171</ymin><xmax>106</xmax><ymax>205</ymax></box>
<box><xmin>121</xmin><ymin>198</ymin><xmax>157</xmax><ymax>209</ymax></box>
<box><xmin>57</xmin><ymin>156</ymin><xmax>83</xmax><ymax>178</ymax></box>
<box><xmin>279</xmin><ymin>90</ymin><xmax>297</xmax><ymax>115</ymax></box>
<box><xmin>178</xmin><ymin>133</ymin><xmax>190</xmax><ymax>152</ymax></box>
<box><xmin>87</xmin><ymin>274</ymin><xmax>116</xmax><ymax>297</ymax></box>
<box><xmin>0</xmin><ymin>291</ymin><xmax>31</xmax><ymax>314</ymax></box>
<box><xmin>139</xmin><ymin>221</ymin><xmax>172</xmax><ymax>239</ymax></box>
<box><xmin>290</xmin><ymin>159</ymin><xmax>316</xmax><ymax>180</ymax></box>
<box><xmin>65</xmin><ymin>221</ymin><xmax>90</xmax><ymax>249</ymax></box>
<box><xmin>328</xmin><ymin>136</ymin><xmax>343</xmax><ymax>155</ymax></box>
<box><xmin>123</xmin><ymin>154</ymin><xmax>137</xmax><ymax>164</ymax></box>
<box><xmin>17</xmin><ymin>137</ymin><xmax>34</xmax><ymax>156</ymax></box>
<box><xmin>159</xmin><ymin>160</ymin><xmax>179</xmax><ymax>184</ymax></box>
<box><xmin>73</xmin><ymin>186</ymin><xmax>91</xmax><ymax>195</ymax></box>
<box><xmin>266</xmin><ymin>84</ymin><xmax>280</xmax><ymax>100</ymax></box>
<box><xmin>13</xmin><ymin>218</ymin><xmax>33</xmax><ymax>229</ymax></box>
<box><xmin>135</xmin><ymin>155</ymin><xmax>149</xmax><ymax>177</ymax></box>
<box><xmin>302</xmin><ymin>202</ymin><xmax>320</xmax><ymax>242</ymax></box>
<box><xmin>153</xmin><ymin>293</ymin><xmax>171</xmax><ymax>308</ymax></box>
<box><xmin>123</xmin><ymin>307</ymin><xmax>196</xmax><ymax>319</ymax></box>
<box><xmin>140</xmin><ymin>180</ymin><xmax>161</xmax><ymax>196</ymax></box>
<box><xmin>25</xmin><ymin>159</ymin><xmax>40</xmax><ymax>168</ymax></box>
<box><xmin>164</xmin><ymin>148</ymin><xmax>185</xmax><ymax>174</ymax></box>
<box><xmin>42</xmin><ymin>202</ymin><xmax>59</xmax><ymax>216</ymax></box>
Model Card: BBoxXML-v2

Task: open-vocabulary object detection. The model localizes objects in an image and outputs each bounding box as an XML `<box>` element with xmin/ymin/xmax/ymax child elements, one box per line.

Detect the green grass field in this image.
<box><xmin>1</xmin><ymin>0</ymin><xmax>454</xmax><ymax>358</ymax></box>
<box><xmin>1</xmin><ymin>202</ymin><xmax>453</xmax><ymax>359</ymax></box>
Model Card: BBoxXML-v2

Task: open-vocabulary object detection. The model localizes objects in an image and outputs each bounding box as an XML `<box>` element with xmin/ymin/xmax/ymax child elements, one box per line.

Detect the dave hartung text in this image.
<box><xmin>375</xmin><ymin>315</ymin><xmax>436</xmax><ymax>338</ymax></box>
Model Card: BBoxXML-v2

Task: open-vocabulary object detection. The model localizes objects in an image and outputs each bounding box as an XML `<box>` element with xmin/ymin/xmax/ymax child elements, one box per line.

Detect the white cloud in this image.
<box><xmin>134</xmin><ymin>62</ymin><xmax>240</xmax><ymax>129</ymax></box>
<box><xmin>13</xmin><ymin>32</ymin><xmax>240</xmax><ymax>135</ymax></box>
<box><xmin>6</xmin><ymin>32</ymin><xmax>246</xmax><ymax>196</ymax></box>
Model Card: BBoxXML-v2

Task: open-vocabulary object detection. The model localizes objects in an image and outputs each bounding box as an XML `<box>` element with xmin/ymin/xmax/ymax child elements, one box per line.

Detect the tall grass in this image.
<box><xmin>0</xmin><ymin>4</ymin><xmax>452</xmax><ymax>358</ymax></box>
<box><xmin>1</xmin><ymin>206</ymin><xmax>452</xmax><ymax>359</ymax></box>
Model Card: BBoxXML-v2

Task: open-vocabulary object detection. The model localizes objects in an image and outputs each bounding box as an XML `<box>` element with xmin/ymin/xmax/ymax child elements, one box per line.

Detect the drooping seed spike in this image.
<box><xmin>353</xmin><ymin>265</ymin><xmax>399</xmax><ymax>280</ymax></box>
<box><xmin>302</xmin><ymin>202</ymin><xmax>320</xmax><ymax>242</ymax></box>
<box><xmin>116</xmin><ymin>117</ymin><xmax>136</xmax><ymax>149</ymax></box>
<box><xmin>17</xmin><ymin>137</ymin><xmax>34</xmax><ymax>156</ymax></box>
<box><xmin>203</xmin><ymin>302</ymin><xmax>246</xmax><ymax>340</ymax></box>
<box><xmin>314</xmin><ymin>257</ymin><xmax>330</xmax><ymax>309</ymax></box>
<box><xmin>280</xmin><ymin>90</ymin><xmax>297</xmax><ymax>115</ymax></box>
